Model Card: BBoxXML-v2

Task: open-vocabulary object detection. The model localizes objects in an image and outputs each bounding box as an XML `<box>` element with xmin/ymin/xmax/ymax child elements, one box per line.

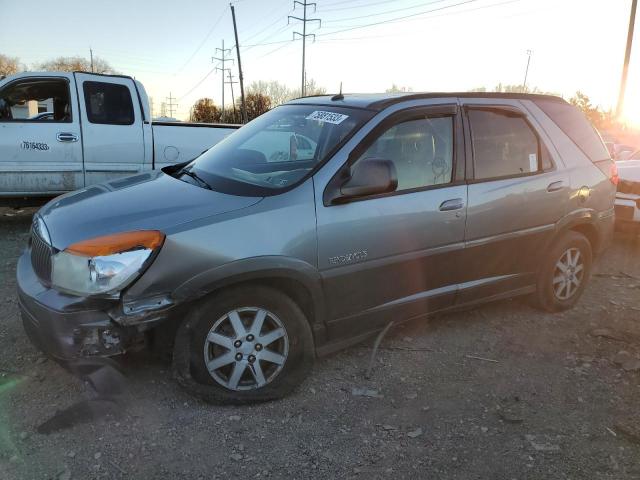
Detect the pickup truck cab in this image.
<box><xmin>0</xmin><ymin>71</ymin><xmax>238</xmax><ymax>201</ymax></box>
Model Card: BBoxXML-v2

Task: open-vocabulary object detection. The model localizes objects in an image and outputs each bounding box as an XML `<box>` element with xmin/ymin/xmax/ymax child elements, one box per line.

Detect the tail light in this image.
<box><xmin>595</xmin><ymin>159</ymin><xmax>619</xmax><ymax>185</ymax></box>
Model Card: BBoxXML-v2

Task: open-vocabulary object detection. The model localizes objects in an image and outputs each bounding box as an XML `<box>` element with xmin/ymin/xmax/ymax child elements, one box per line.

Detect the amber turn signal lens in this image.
<box><xmin>65</xmin><ymin>230</ymin><xmax>165</xmax><ymax>257</ymax></box>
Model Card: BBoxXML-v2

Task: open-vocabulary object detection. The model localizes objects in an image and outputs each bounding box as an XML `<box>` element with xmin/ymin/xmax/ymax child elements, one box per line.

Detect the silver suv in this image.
<box><xmin>17</xmin><ymin>93</ymin><xmax>616</xmax><ymax>403</ymax></box>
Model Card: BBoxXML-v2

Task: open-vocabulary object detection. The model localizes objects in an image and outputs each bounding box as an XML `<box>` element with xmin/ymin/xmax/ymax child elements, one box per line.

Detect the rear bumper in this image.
<box><xmin>16</xmin><ymin>251</ymin><xmax>139</xmax><ymax>361</ymax></box>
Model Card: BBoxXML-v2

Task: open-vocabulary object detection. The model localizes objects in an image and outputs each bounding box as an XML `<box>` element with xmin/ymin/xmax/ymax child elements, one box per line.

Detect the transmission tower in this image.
<box><xmin>213</xmin><ymin>40</ymin><xmax>234</xmax><ymax>121</ymax></box>
<box><xmin>288</xmin><ymin>1</ymin><xmax>321</xmax><ymax>97</ymax></box>
<box><xmin>225</xmin><ymin>70</ymin><xmax>239</xmax><ymax>120</ymax></box>
<box><xmin>165</xmin><ymin>92</ymin><xmax>178</xmax><ymax>118</ymax></box>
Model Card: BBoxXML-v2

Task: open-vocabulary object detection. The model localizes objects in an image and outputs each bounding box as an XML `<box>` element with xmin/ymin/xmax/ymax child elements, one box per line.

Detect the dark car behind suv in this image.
<box><xmin>17</xmin><ymin>92</ymin><xmax>616</xmax><ymax>403</ymax></box>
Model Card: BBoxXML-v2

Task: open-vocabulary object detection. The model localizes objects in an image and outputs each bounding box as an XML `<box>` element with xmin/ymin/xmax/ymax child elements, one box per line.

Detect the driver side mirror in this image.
<box><xmin>328</xmin><ymin>158</ymin><xmax>398</xmax><ymax>204</ymax></box>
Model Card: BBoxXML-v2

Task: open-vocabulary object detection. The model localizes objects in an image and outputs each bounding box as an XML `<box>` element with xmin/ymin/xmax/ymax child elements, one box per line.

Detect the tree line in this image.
<box><xmin>189</xmin><ymin>79</ymin><xmax>327</xmax><ymax>124</ymax></box>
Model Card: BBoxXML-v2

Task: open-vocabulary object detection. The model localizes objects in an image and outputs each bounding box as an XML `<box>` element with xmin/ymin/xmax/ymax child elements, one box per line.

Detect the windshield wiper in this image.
<box><xmin>178</xmin><ymin>166</ymin><xmax>213</xmax><ymax>190</ymax></box>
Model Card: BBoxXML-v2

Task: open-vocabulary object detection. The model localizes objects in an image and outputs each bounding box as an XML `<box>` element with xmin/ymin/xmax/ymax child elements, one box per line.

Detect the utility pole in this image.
<box><xmin>617</xmin><ymin>0</ymin><xmax>638</xmax><ymax>118</ymax></box>
<box><xmin>522</xmin><ymin>49</ymin><xmax>532</xmax><ymax>93</ymax></box>
<box><xmin>90</xmin><ymin>48</ymin><xmax>94</xmax><ymax>73</ymax></box>
<box><xmin>288</xmin><ymin>1</ymin><xmax>321</xmax><ymax>97</ymax></box>
<box><xmin>226</xmin><ymin>70</ymin><xmax>239</xmax><ymax>121</ymax></box>
<box><xmin>165</xmin><ymin>92</ymin><xmax>178</xmax><ymax>118</ymax></box>
<box><xmin>213</xmin><ymin>40</ymin><xmax>233</xmax><ymax>121</ymax></box>
<box><xmin>230</xmin><ymin>4</ymin><xmax>248</xmax><ymax>123</ymax></box>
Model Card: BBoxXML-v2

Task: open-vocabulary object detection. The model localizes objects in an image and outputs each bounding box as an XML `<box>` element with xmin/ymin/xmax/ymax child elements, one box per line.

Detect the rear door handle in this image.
<box><xmin>57</xmin><ymin>132</ymin><xmax>78</xmax><ymax>143</ymax></box>
<box><xmin>547</xmin><ymin>181</ymin><xmax>565</xmax><ymax>192</ymax></box>
<box><xmin>439</xmin><ymin>198</ymin><xmax>465</xmax><ymax>211</ymax></box>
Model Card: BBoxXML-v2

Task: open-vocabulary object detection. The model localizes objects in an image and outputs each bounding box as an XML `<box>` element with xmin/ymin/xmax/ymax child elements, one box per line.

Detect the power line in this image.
<box><xmin>317</xmin><ymin>0</ymin><xmax>510</xmax><ymax>36</ymax></box>
<box><xmin>322</xmin><ymin>0</ymin><xmax>448</xmax><ymax>23</ymax></box>
<box><xmin>174</xmin><ymin>5</ymin><xmax>229</xmax><ymax>75</ymax></box>
<box><xmin>288</xmin><ymin>1</ymin><xmax>321</xmax><ymax>96</ymax></box>
<box><xmin>317</xmin><ymin>0</ymin><xmax>398</xmax><ymax>13</ymax></box>
<box><xmin>178</xmin><ymin>64</ymin><xmax>219</xmax><ymax>101</ymax></box>
<box><xmin>314</xmin><ymin>0</ymin><xmax>523</xmax><ymax>42</ymax></box>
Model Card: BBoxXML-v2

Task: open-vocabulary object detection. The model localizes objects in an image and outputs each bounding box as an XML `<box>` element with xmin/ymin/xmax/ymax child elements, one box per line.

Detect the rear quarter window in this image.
<box><xmin>533</xmin><ymin>99</ymin><xmax>610</xmax><ymax>163</ymax></box>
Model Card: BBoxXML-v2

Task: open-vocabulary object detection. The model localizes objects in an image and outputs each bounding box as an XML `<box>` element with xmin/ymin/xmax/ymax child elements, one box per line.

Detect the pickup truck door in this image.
<box><xmin>74</xmin><ymin>73</ymin><xmax>145</xmax><ymax>184</ymax></box>
<box><xmin>0</xmin><ymin>74</ymin><xmax>84</xmax><ymax>195</ymax></box>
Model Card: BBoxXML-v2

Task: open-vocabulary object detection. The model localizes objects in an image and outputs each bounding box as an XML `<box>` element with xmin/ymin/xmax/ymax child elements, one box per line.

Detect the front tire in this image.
<box><xmin>531</xmin><ymin>231</ymin><xmax>592</xmax><ymax>312</ymax></box>
<box><xmin>172</xmin><ymin>285</ymin><xmax>314</xmax><ymax>404</ymax></box>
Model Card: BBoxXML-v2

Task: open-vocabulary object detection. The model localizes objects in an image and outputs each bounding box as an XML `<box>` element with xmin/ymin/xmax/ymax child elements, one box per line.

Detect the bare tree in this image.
<box><xmin>0</xmin><ymin>54</ymin><xmax>22</xmax><ymax>76</ymax></box>
<box><xmin>385</xmin><ymin>84</ymin><xmax>413</xmax><ymax>93</ymax></box>
<box><xmin>37</xmin><ymin>56</ymin><xmax>118</xmax><ymax>74</ymax></box>
<box><xmin>249</xmin><ymin>78</ymin><xmax>327</xmax><ymax>104</ymax></box>
<box><xmin>247</xmin><ymin>81</ymin><xmax>291</xmax><ymax>106</ymax></box>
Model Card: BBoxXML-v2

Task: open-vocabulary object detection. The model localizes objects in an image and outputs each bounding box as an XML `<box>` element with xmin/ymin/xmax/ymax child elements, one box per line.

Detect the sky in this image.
<box><xmin>1</xmin><ymin>0</ymin><xmax>639</xmax><ymax>123</ymax></box>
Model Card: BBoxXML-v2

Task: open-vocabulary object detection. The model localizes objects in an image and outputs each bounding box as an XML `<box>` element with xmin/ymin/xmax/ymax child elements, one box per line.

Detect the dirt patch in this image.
<box><xmin>1</xmin><ymin>209</ymin><xmax>640</xmax><ymax>479</ymax></box>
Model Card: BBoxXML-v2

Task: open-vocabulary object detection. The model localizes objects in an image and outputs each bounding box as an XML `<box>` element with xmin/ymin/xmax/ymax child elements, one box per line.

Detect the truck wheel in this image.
<box><xmin>531</xmin><ymin>231</ymin><xmax>592</xmax><ymax>312</ymax></box>
<box><xmin>172</xmin><ymin>285</ymin><xmax>314</xmax><ymax>404</ymax></box>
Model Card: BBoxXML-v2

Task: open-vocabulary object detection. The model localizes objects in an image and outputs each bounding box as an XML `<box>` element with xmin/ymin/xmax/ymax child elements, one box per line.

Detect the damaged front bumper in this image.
<box><xmin>16</xmin><ymin>250</ymin><xmax>174</xmax><ymax>361</ymax></box>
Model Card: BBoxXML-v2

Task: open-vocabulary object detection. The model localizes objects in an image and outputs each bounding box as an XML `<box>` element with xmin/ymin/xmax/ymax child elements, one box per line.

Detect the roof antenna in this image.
<box><xmin>331</xmin><ymin>82</ymin><xmax>344</xmax><ymax>101</ymax></box>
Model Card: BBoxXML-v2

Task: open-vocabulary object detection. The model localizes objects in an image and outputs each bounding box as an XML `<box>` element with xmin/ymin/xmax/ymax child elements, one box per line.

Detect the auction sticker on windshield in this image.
<box><xmin>306</xmin><ymin>111</ymin><xmax>349</xmax><ymax>124</ymax></box>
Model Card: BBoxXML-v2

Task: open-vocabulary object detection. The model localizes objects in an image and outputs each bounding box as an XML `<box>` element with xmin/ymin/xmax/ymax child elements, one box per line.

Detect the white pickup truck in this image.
<box><xmin>0</xmin><ymin>71</ymin><xmax>239</xmax><ymax>203</ymax></box>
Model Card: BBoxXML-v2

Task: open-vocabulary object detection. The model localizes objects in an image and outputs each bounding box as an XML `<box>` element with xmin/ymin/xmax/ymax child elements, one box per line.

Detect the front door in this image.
<box><xmin>316</xmin><ymin>105</ymin><xmax>468</xmax><ymax>339</ymax></box>
<box><xmin>0</xmin><ymin>75</ymin><xmax>83</xmax><ymax>195</ymax></box>
<box><xmin>74</xmin><ymin>73</ymin><xmax>144</xmax><ymax>185</ymax></box>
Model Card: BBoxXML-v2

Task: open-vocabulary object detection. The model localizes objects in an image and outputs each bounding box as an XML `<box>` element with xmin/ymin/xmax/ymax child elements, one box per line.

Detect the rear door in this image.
<box><xmin>0</xmin><ymin>74</ymin><xmax>83</xmax><ymax>195</ymax></box>
<box><xmin>315</xmin><ymin>104</ymin><xmax>468</xmax><ymax>338</ymax></box>
<box><xmin>74</xmin><ymin>73</ymin><xmax>144</xmax><ymax>184</ymax></box>
<box><xmin>457</xmin><ymin>100</ymin><xmax>570</xmax><ymax>303</ymax></box>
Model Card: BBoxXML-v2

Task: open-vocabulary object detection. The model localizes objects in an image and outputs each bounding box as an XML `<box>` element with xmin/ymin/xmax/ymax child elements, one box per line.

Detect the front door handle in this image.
<box><xmin>547</xmin><ymin>181</ymin><xmax>565</xmax><ymax>192</ymax></box>
<box><xmin>439</xmin><ymin>198</ymin><xmax>464</xmax><ymax>211</ymax></box>
<box><xmin>57</xmin><ymin>132</ymin><xmax>78</xmax><ymax>143</ymax></box>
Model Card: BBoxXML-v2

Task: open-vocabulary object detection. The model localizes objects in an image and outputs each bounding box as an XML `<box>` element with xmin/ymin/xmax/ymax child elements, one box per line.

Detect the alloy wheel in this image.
<box><xmin>203</xmin><ymin>307</ymin><xmax>289</xmax><ymax>391</ymax></box>
<box><xmin>552</xmin><ymin>247</ymin><xmax>585</xmax><ymax>300</ymax></box>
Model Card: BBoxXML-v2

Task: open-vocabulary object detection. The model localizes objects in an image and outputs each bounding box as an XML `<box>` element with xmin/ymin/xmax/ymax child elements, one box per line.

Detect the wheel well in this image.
<box><xmin>206</xmin><ymin>277</ymin><xmax>317</xmax><ymax>330</ymax></box>
<box><xmin>147</xmin><ymin>277</ymin><xmax>319</xmax><ymax>356</ymax></box>
<box><xmin>569</xmin><ymin>223</ymin><xmax>599</xmax><ymax>253</ymax></box>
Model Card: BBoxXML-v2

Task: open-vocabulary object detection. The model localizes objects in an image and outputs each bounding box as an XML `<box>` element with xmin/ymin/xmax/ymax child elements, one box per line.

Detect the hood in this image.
<box><xmin>617</xmin><ymin>159</ymin><xmax>640</xmax><ymax>183</ymax></box>
<box><xmin>39</xmin><ymin>171</ymin><xmax>262</xmax><ymax>249</ymax></box>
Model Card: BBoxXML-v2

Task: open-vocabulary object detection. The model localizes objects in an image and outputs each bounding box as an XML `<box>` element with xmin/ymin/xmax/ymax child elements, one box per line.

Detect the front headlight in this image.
<box><xmin>51</xmin><ymin>230</ymin><xmax>165</xmax><ymax>296</ymax></box>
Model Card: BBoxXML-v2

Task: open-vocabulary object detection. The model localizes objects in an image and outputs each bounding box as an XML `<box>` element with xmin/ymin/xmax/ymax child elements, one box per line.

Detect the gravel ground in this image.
<box><xmin>1</xmin><ymin>207</ymin><xmax>640</xmax><ymax>479</ymax></box>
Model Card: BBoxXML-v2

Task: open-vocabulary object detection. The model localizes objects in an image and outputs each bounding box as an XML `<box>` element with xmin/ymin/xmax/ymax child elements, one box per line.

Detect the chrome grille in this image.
<box><xmin>30</xmin><ymin>225</ymin><xmax>52</xmax><ymax>284</ymax></box>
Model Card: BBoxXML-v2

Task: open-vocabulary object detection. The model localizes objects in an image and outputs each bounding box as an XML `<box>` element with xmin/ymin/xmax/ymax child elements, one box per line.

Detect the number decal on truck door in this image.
<box><xmin>20</xmin><ymin>141</ymin><xmax>50</xmax><ymax>151</ymax></box>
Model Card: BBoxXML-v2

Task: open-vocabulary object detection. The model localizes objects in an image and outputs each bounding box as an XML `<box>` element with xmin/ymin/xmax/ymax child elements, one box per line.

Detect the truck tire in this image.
<box><xmin>172</xmin><ymin>285</ymin><xmax>314</xmax><ymax>404</ymax></box>
<box><xmin>531</xmin><ymin>231</ymin><xmax>592</xmax><ymax>312</ymax></box>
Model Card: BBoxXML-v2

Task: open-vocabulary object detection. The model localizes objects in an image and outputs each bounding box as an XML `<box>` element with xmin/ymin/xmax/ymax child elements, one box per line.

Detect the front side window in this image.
<box><xmin>83</xmin><ymin>81</ymin><xmax>134</xmax><ymax>125</ymax></box>
<box><xmin>468</xmin><ymin>109</ymin><xmax>542</xmax><ymax>180</ymax></box>
<box><xmin>185</xmin><ymin>105</ymin><xmax>373</xmax><ymax>195</ymax></box>
<box><xmin>353</xmin><ymin>116</ymin><xmax>454</xmax><ymax>192</ymax></box>
<box><xmin>0</xmin><ymin>78</ymin><xmax>71</xmax><ymax>122</ymax></box>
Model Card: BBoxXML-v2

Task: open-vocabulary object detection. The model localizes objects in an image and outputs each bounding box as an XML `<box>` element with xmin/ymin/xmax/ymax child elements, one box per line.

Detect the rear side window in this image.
<box><xmin>534</xmin><ymin>99</ymin><xmax>610</xmax><ymax>162</ymax></box>
<box><xmin>468</xmin><ymin>109</ymin><xmax>541</xmax><ymax>180</ymax></box>
<box><xmin>83</xmin><ymin>81</ymin><xmax>134</xmax><ymax>125</ymax></box>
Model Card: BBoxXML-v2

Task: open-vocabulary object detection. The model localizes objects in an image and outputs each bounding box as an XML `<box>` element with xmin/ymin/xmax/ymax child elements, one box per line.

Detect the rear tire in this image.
<box><xmin>172</xmin><ymin>285</ymin><xmax>314</xmax><ymax>405</ymax></box>
<box><xmin>531</xmin><ymin>231</ymin><xmax>592</xmax><ymax>312</ymax></box>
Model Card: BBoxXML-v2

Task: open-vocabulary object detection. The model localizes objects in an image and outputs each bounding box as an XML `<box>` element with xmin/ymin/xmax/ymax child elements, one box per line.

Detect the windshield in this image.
<box><xmin>182</xmin><ymin>104</ymin><xmax>373</xmax><ymax>195</ymax></box>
